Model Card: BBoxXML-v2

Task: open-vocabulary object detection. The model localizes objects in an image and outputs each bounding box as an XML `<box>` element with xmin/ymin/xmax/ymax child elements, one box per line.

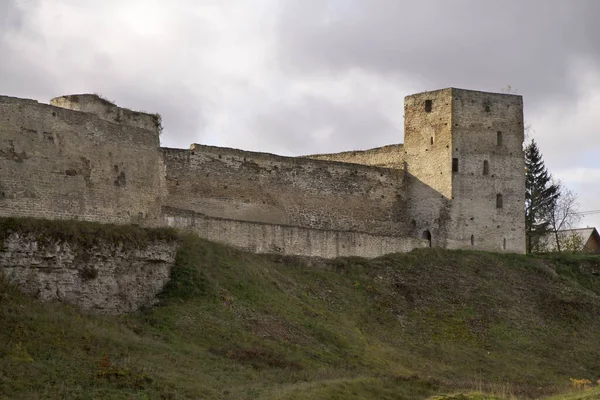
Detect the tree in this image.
<box><xmin>561</xmin><ymin>231</ymin><xmax>586</xmax><ymax>253</ymax></box>
<box><xmin>524</xmin><ymin>140</ymin><xmax>560</xmax><ymax>253</ymax></box>
<box><xmin>547</xmin><ymin>182</ymin><xmax>581</xmax><ymax>252</ymax></box>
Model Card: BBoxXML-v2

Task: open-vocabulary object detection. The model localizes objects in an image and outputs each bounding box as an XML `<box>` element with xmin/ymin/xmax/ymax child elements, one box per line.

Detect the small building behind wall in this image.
<box><xmin>540</xmin><ymin>228</ymin><xmax>600</xmax><ymax>253</ymax></box>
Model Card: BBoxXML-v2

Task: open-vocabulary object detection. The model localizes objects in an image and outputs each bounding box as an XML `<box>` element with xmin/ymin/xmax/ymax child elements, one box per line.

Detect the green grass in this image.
<box><xmin>0</xmin><ymin>216</ymin><xmax>177</xmax><ymax>248</ymax></box>
<box><xmin>2</xmin><ymin>220</ymin><xmax>600</xmax><ymax>399</ymax></box>
<box><xmin>545</xmin><ymin>387</ymin><xmax>600</xmax><ymax>399</ymax></box>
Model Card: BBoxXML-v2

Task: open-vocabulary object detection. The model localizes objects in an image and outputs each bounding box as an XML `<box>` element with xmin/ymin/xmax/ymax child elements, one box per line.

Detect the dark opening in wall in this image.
<box><xmin>424</xmin><ymin>99</ymin><xmax>432</xmax><ymax>113</ymax></box>
<box><xmin>422</xmin><ymin>230</ymin><xmax>432</xmax><ymax>247</ymax></box>
<box><xmin>503</xmin><ymin>238</ymin><xmax>507</xmax><ymax>250</ymax></box>
<box><xmin>430</xmin><ymin>136</ymin><xmax>434</xmax><ymax>145</ymax></box>
<box><xmin>496</xmin><ymin>193</ymin><xmax>503</xmax><ymax>208</ymax></box>
<box><xmin>471</xmin><ymin>235</ymin><xmax>475</xmax><ymax>246</ymax></box>
<box><xmin>483</xmin><ymin>160</ymin><xmax>489</xmax><ymax>175</ymax></box>
<box><xmin>411</xmin><ymin>219</ymin><xmax>417</xmax><ymax>229</ymax></box>
<box><xmin>497</xmin><ymin>131</ymin><xmax>503</xmax><ymax>146</ymax></box>
<box><xmin>452</xmin><ymin>158</ymin><xmax>459</xmax><ymax>172</ymax></box>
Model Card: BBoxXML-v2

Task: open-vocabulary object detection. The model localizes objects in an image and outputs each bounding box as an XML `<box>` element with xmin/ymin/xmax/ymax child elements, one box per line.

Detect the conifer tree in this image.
<box><xmin>524</xmin><ymin>140</ymin><xmax>560</xmax><ymax>253</ymax></box>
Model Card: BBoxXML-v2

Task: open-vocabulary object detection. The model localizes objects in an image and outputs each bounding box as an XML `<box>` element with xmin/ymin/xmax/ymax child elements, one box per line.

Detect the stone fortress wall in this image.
<box><xmin>0</xmin><ymin>95</ymin><xmax>163</xmax><ymax>225</ymax></box>
<box><xmin>0</xmin><ymin>88</ymin><xmax>525</xmax><ymax>258</ymax></box>
<box><xmin>162</xmin><ymin>144</ymin><xmax>408</xmax><ymax>235</ymax></box>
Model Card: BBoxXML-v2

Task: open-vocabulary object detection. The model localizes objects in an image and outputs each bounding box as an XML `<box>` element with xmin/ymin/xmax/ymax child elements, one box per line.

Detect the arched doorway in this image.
<box><xmin>422</xmin><ymin>230</ymin><xmax>432</xmax><ymax>247</ymax></box>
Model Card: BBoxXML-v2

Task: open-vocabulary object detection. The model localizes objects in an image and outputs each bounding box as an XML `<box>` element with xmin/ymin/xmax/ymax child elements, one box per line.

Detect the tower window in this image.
<box><xmin>497</xmin><ymin>131</ymin><xmax>503</xmax><ymax>146</ymax></box>
<box><xmin>424</xmin><ymin>99</ymin><xmax>432</xmax><ymax>113</ymax></box>
<box><xmin>503</xmin><ymin>238</ymin><xmax>507</xmax><ymax>250</ymax></box>
<box><xmin>430</xmin><ymin>136</ymin><xmax>434</xmax><ymax>145</ymax></box>
<box><xmin>470</xmin><ymin>235</ymin><xmax>475</xmax><ymax>246</ymax></box>
<box><xmin>483</xmin><ymin>160</ymin><xmax>489</xmax><ymax>175</ymax></box>
<box><xmin>496</xmin><ymin>193</ymin><xmax>503</xmax><ymax>208</ymax></box>
<box><xmin>452</xmin><ymin>158</ymin><xmax>459</xmax><ymax>172</ymax></box>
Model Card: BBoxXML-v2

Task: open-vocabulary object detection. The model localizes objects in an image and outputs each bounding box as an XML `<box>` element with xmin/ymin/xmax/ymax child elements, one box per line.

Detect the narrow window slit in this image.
<box><xmin>424</xmin><ymin>99</ymin><xmax>432</xmax><ymax>113</ymax></box>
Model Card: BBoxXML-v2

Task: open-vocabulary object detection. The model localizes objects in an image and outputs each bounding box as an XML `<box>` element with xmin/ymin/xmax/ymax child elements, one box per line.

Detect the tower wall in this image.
<box><xmin>402</xmin><ymin>88</ymin><xmax>525</xmax><ymax>253</ymax></box>
<box><xmin>448</xmin><ymin>89</ymin><xmax>525</xmax><ymax>253</ymax></box>
<box><xmin>403</xmin><ymin>89</ymin><xmax>454</xmax><ymax>247</ymax></box>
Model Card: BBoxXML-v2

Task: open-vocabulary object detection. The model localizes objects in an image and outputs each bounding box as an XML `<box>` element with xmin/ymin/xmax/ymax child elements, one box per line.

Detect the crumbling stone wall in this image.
<box><xmin>50</xmin><ymin>94</ymin><xmax>161</xmax><ymax>133</ymax></box>
<box><xmin>0</xmin><ymin>96</ymin><xmax>163</xmax><ymax>225</ymax></box>
<box><xmin>162</xmin><ymin>144</ymin><xmax>409</xmax><ymax>237</ymax></box>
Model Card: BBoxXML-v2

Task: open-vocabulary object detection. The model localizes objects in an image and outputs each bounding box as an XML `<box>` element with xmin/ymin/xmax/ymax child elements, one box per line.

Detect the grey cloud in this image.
<box><xmin>0</xmin><ymin>1</ymin><xmax>208</xmax><ymax>148</ymax></box>
<box><xmin>2</xmin><ymin>0</ymin><xmax>599</xmax><ymax>162</ymax></box>
<box><xmin>0</xmin><ymin>0</ymin><xmax>27</xmax><ymax>31</ymax></box>
<box><xmin>247</xmin><ymin>94</ymin><xmax>399</xmax><ymax>156</ymax></box>
<box><xmin>276</xmin><ymin>0</ymin><xmax>600</xmax><ymax>112</ymax></box>
<box><xmin>92</xmin><ymin>82</ymin><xmax>206</xmax><ymax>149</ymax></box>
<box><xmin>0</xmin><ymin>0</ymin><xmax>58</xmax><ymax>99</ymax></box>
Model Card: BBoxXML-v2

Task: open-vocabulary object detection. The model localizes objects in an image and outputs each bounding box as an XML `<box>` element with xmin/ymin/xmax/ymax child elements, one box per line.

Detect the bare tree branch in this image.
<box><xmin>547</xmin><ymin>179</ymin><xmax>581</xmax><ymax>252</ymax></box>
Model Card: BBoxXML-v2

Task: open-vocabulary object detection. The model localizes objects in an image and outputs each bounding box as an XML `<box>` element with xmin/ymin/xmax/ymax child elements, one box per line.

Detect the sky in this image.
<box><xmin>1</xmin><ymin>0</ymin><xmax>600</xmax><ymax>229</ymax></box>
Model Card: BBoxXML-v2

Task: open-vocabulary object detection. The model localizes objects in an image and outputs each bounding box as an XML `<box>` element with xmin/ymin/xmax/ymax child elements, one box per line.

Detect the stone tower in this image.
<box><xmin>404</xmin><ymin>88</ymin><xmax>525</xmax><ymax>253</ymax></box>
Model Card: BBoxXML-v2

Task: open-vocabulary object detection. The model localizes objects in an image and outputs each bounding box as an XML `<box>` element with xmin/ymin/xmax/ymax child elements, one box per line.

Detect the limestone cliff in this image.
<box><xmin>0</xmin><ymin>232</ymin><xmax>176</xmax><ymax>314</ymax></box>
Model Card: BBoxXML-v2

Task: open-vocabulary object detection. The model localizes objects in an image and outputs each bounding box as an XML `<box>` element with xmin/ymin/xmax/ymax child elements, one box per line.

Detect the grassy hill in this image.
<box><xmin>1</xmin><ymin>219</ymin><xmax>600</xmax><ymax>399</ymax></box>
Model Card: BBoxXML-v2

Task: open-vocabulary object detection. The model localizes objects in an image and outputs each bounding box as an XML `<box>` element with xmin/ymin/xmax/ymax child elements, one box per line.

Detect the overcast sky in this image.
<box><xmin>2</xmin><ymin>0</ymin><xmax>600</xmax><ymax>229</ymax></box>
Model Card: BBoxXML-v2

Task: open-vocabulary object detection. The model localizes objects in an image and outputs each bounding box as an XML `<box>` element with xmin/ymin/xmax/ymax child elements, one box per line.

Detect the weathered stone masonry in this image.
<box><xmin>0</xmin><ymin>88</ymin><xmax>526</xmax><ymax>258</ymax></box>
<box><xmin>0</xmin><ymin>95</ymin><xmax>162</xmax><ymax>225</ymax></box>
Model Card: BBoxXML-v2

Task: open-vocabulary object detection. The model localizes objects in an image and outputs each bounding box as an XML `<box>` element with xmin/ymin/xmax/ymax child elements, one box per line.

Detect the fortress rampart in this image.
<box><xmin>0</xmin><ymin>95</ymin><xmax>162</xmax><ymax>225</ymax></box>
<box><xmin>162</xmin><ymin>144</ymin><xmax>407</xmax><ymax>235</ymax></box>
<box><xmin>0</xmin><ymin>88</ymin><xmax>525</xmax><ymax>258</ymax></box>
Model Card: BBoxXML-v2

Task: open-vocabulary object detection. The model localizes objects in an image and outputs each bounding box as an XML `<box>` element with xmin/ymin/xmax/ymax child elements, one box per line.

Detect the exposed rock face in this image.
<box><xmin>0</xmin><ymin>233</ymin><xmax>177</xmax><ymax>314</ymax></box>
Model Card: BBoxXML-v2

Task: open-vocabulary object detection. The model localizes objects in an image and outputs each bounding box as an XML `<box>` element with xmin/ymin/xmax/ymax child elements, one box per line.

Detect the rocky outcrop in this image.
<box><xmin>0</xmin><ymin>232</ymin><xmax>177</xmax><ymax>314</ymax></box>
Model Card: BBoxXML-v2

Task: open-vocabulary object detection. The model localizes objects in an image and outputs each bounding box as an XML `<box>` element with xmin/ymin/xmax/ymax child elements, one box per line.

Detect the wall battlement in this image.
<box><xmin>0</xmin><ymin>88</ymin><xmax>525</xmax><ymax>257</ymax></box>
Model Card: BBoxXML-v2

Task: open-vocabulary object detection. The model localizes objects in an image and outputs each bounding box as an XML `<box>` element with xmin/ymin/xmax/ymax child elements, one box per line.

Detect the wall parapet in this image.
<box><xmin>301</xmin><ymin>144</ymin><xmax>405</xmax><ymax>169</ymax></box>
